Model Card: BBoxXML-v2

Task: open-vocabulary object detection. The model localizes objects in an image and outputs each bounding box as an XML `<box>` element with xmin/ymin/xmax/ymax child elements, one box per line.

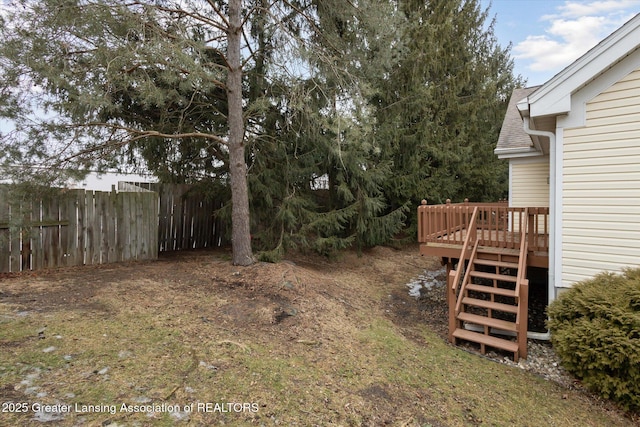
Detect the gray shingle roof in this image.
<box><xmin>496</xmin><ymin>86</ymin><xmax>540</xmax><ymax>151</ymax></box>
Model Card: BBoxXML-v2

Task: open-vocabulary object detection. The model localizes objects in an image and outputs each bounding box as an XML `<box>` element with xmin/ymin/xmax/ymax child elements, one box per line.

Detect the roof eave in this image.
<box><xmin>494</xmin><ymin>146</ymin><xmax>543</xmax><ymax>160</ymax></box>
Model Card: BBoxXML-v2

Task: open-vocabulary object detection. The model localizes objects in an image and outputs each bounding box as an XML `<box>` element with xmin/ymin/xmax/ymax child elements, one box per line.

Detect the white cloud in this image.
<box><xmin>556</xmin><ymin>0</ymin><xmax>639</xmax><ymax>18</ymax></box>
<box><xmin>514</xmin><ymin>1</ymin><xmax>639</xmax><ymax>73</ymax></box>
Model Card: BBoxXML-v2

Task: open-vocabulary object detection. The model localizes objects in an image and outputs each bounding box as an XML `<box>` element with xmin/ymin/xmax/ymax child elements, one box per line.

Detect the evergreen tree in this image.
<box><xmin>370</xmin><ymin>0</ymin><xmax>522</xmax><ymax>213</ymax></box>
<box><xmin>246</xmin><ymin>0</ymin><xmax>408</xmax><ymax>257</ymax></box>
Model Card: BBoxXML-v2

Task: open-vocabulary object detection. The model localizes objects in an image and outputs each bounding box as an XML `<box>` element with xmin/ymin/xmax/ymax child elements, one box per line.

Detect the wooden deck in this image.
<box><xmin>418</xmin><ymin>200</ymin><xmax>548</xmax><ymax>361</ymax></box>
<box><xmin>418</xmin><ymin>200</ymin><xmax>549</xmax><ymax>268</ymax></box>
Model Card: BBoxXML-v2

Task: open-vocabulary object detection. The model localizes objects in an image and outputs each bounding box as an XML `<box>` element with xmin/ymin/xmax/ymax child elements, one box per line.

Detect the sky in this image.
<box><xmin>479</xmin><ymin>0</ymin><xmax>640</xmax><ymax>86</ymax></box>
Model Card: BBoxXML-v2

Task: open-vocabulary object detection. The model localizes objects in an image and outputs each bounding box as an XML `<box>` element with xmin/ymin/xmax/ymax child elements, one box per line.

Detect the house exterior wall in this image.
<box><xmin>510</xmin><ymin>158</ymin><xmax>550</xmax><ymax>208</ymax></box>
<box><xmin>509</xmin><ymin>158</ymin><xmax>550</xmax><ymax>233</ymax></box>
<box><xmin>561</xmin><ymin>68</ymin><xmax>640</xmax><ymax>287</ymax></box>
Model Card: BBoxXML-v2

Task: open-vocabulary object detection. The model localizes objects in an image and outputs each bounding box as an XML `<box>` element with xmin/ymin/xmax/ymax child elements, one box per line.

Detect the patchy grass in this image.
<box><xmin>0</xmin><ymin>246</ymin><xmax>636</xmax><ymax>426</ymax></box>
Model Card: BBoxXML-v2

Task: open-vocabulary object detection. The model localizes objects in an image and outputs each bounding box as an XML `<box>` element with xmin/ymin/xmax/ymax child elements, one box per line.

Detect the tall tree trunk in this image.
<box><xmin>227</xmin><ymin>0</ymin><xmax>254</xmax><ymax>266</ymax></box>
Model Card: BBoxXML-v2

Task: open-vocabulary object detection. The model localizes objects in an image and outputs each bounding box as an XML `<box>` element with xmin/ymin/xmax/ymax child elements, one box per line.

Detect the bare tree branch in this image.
<box><xmin>134</xmin><ymin>1</ymin><xmax>230</xmax><ymax>34</ymax></box>
<box><xmin>205</xmin><ymin>0</ymin><xmax>230</xmax><ymax>29</ymax></box>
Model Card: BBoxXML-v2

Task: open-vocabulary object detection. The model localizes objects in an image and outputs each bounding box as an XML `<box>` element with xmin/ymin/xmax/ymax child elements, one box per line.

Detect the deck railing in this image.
<box><xmin>417</xmin><ymin>199</ymin><xmax>549</xmax><ymax>253</ymax></box>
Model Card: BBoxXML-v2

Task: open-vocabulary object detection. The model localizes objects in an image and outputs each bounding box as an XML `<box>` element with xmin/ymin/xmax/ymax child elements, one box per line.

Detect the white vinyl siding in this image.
<box><xmin>561</xmin><ymin>68</ymin><xmax>640</xmax><ymax>286</ymax></box>
<box><xmin>510</xmin><ymin>160</ymin><xmax>550</xmax><ymax>207</ymax></box>
<box><xmin>510</xmin><ymin>159</ymin><xmax>549</xmax><ymax>233</ymax></box>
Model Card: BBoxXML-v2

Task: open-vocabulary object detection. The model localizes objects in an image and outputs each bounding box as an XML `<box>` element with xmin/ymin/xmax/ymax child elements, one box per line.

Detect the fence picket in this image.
<box><xmin>64</xmin><ymin>191</ymin><xmax>77</xmax><ymax>267</ymax></box>
<box><xmin>85</xmin><ymin>191</ymin><xmax>96</xmax><ymax>265</ymax></box>
<box><xmin>136</xmin><ymin>191</ymin><xmax>146</xmax><ymax>259</ymax></box>
<box><xmin>106</xmin><ymin>189</ymin><xmax>117</xmax><ymax>263</ymax></box>
<box><xmin>97</xmin><ymin>191</ymin><xmax>109</xmax><ymax>264</ymax></box>
<box><xmin>149</xmin><ymin>192</ymin><xmax>159</xmax><ymax>259</ymax></box>
<box><xmin>28</xmin><ymin>198</ymin><xmax>40</xmax><ymax>271</ymax></box>
<box><xmin>0</xmin><ymin>187</ymin><xmax>10</xmax><ymax>272</ymax></box>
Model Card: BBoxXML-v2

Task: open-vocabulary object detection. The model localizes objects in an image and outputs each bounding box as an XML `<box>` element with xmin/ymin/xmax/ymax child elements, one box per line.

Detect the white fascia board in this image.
<box><xmin>529</xmin><ymin>94</ymin><xmax>571</xmax><ymax>118</ymax></box>
<box><xmin>494</xmin><ymin>147</ymin><xmax>542</xmax><ymax>159</ymax></box>
<box><xmin>516</xmin><ymin>99</ymin><xmax>529</xmax><ymax>116</ymax></box>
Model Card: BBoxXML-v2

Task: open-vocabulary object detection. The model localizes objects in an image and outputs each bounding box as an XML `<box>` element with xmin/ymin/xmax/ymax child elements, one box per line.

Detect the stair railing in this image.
<box><xmin>515</xmin><ymin>208</ymin><xmax>530</xmax><ymax>359</ymax></box>
<box><xmin>454</xmin><ymin>240</ymin><xmax>480</xmax><ymax>315</ymax></box>
<box><xmin>448</xmin><ymin>206</ymin><xmax>479</xmax><ymax>342</ymax></box>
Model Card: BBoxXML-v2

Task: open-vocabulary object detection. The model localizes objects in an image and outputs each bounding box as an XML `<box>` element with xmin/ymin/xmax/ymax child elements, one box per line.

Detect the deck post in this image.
<box><xmin>518</xmin><ymin>279</ymin><xmax>529</xmax><ymax>360</ymax></box>
<box><xmin>448</xmin><ymin>268</ymin><xmax>457</xmax><ymax>343</ymax></box>
<box><xmin>528</xmin><ymin>210</ymin><xmax>535</xmax><ymax>249</ymax></box>
<box><xmin>418</xmin><ymin>199</ymin><xmax>428</xmax><ymax>243</ymax></box>
<box><xmin>445</xmin><ymin>199</ymin><xmax>451</xmax><ymax>239</ymax></box>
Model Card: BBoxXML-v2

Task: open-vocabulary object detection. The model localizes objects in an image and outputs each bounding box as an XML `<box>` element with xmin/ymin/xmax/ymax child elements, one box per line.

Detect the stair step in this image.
<box><xmin>475</xmin><ymin>254</ymin><xmax>521</xmax><ymax>266</ymax></box>
<box><xmin>466</xmin><ymin>283</ymin><xmax>517</xmax><ymax>297</ymax></box>
<box><xmin>473</xmin><ymin>258</ymin><xmax>519</xmax><ymax>269</ymax></box>
<box><xmin>452</xmin><ymin>328</ymin><xmax>519</xmax><ymax>353</ymax></box>
<box><xmin>461</xmin><ymin>297</ymin><xmax>519</xmax><ymax>314</ymax></box>
<box><xmin>476</xmin><ymin>246</ymin><xmax>520</xmax><ymax>256</ymax></box>
<box><xmin>469</xmin><ymin>270</ymin><xmax>517</xmax><ymax>282</ymax></box>
<box><xmin>458</xmin><ymin>312</ymin><xmax>517</xmax><ymax>332</ymax></box>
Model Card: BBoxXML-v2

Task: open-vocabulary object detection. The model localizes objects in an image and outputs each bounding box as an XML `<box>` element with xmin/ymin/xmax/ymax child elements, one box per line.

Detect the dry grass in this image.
<box><xmin>0</xmin><ymin>246</ymin><xmax>635</xmax><ymax>426</ymax></box>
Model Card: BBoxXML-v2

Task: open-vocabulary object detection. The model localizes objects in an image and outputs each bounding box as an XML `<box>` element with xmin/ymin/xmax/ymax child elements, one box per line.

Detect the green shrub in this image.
<box><xmin>547</xmin><ymin>268</ymin><xmax>640</xmax><ymax>412</ymax></box>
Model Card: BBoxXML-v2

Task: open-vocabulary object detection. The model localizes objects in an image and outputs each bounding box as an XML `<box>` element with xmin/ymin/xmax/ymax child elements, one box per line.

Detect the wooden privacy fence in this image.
<box><xmin>120</xmin><ymin>182</ymin><xmax>227</xmax><ymax>252</ymax></box>
<box><xmin>1</xmin><ymin>183</ymin><xmax>228</xmax><ymax>273</ymax></box>
<box><xmin>0</xmin><ymin>186</ymin><xmax>158</xmax><ymax>273</ymax></box>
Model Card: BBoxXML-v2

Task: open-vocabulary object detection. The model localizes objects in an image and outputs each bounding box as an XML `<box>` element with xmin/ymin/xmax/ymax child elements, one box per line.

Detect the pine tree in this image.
<box><xmin>370</xmin><ymin>0</ymin><xmax>522</xmax><ymax>212</ymax></box>
<box><xmin>246</xmin><ymin>0</ymin><xmax>408</xmax><ymax>257</ymax></box>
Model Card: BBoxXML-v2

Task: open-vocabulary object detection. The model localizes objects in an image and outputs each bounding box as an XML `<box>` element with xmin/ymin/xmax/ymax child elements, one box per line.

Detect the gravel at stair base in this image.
<box><xmin>485</xmin><ymin>340</ymin><xmax>580</xmax><ymax>390</ymax></box>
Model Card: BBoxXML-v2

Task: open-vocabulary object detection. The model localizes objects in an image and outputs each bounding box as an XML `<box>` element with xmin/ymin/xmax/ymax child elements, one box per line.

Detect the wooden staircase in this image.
<box><xmin>447</xmin><ymin>209</ymin><xmax>530</xmax><ymax>362</ymax></box>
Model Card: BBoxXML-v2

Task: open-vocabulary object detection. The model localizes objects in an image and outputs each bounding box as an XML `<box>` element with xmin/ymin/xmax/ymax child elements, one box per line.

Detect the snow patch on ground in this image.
<box><xmin>406</xmin><ymin>267</ymin><xmax>446</xmax><ymax>298</ymax></box>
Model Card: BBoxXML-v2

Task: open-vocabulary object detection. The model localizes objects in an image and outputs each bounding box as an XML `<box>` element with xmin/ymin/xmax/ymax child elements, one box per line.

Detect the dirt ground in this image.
<box><xmin>0</xmin><ymin>246</ymin><xmax>436</xmax><ymax>345</ymax></box>
<box><xmin>0</xmin><ymin>247</ymin><xmax>636</xmax><ymax>425</ymax></box>
<box><xmin>0</xmin><ymin>246</ymin><xmax>441</xmax><ymax>426</ymax></box>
